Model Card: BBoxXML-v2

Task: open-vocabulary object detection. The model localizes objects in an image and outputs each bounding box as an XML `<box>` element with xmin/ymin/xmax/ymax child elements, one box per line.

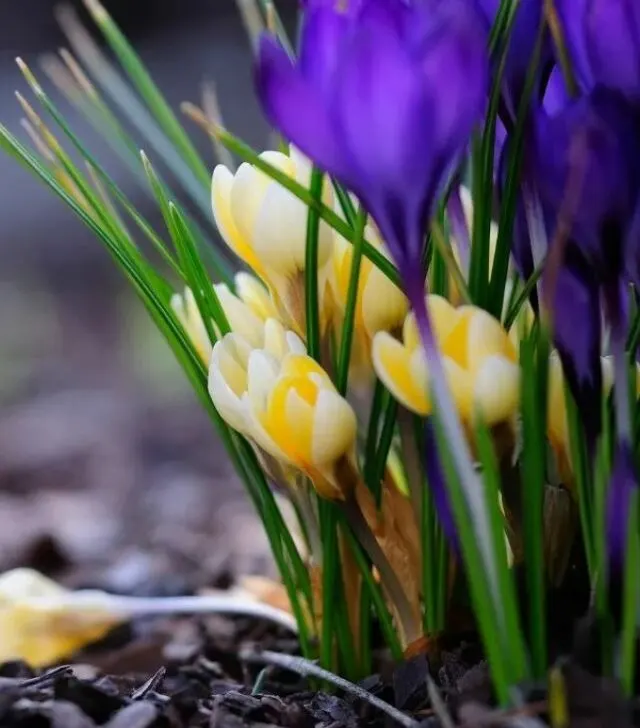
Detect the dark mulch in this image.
<box><xmin>0</xmin><ymin>606</ymin><xmax>637</xmax><ymax>728</ymax></box>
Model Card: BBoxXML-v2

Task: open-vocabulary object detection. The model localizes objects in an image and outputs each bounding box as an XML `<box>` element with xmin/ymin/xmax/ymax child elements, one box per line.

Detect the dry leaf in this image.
<box><xmin>0</xmin><ymin>569</ymin><xmax>121</xmax><ymax>667</ymax></box>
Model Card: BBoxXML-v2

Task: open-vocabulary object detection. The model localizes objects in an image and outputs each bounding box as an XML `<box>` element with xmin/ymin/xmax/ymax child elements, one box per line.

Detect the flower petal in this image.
<box><xmin>256</xmin><ymin>35</ymin><xmax>349</xmax><ymax>183</ymax></box>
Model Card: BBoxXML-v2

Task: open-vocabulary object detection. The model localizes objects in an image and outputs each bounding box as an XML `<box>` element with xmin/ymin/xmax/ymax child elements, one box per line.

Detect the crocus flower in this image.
<box><xmin>547</xmin><ymin>351</ymin><xmax>614</xmax><ymax>487</ymax></box>
<box><xmin>372</xmin><ymin>296</ymin><xmax>520</xmax><ymax>428</ymax></box>
<box><xmin>171</xmin><ymin>274</ymin><xmax>278</xmax><ymax>364</ymax></box>
<box><xmin>555</xmin><ymin>0</ymin><xmax>640</xmax><ymax>102</ymax></box>
<box><xmin>527</xmin><ymin>88</ymin><xmax>640</xmax><ymax>442</ymax></box>
<box><xmin>258</xmin><ymin>0</ymin><xmax>509</xmax><ymax>614</ymax></box>
<box><xmin>330</xmin><ymin>221</ymin><xmax>407</xmax><ymax>339</ymax></box>
<box><xmin>211</xmin><ymin>147</ymin><xmax>334</xmax><ymax>332</ymax></box>
<box><xmin>256</xmin><ymin>0</ymin><xmax>489</xmax><ymax>294</ymax></box>
<box><xmin>209</xmin><ymin>320</ymin><xmax>357</xmax><ymax>500</ymax></box>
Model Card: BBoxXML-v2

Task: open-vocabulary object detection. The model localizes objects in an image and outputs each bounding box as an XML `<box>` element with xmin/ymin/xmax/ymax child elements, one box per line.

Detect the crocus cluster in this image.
<box><xmin>13</xmin><ymin>0</ymin><xmax>640</xmax><ymax>694</ymax></box>
<box><xmin>169</xmin><ymin>0</ymin><xmax>640</xmax><ymax>658</ymax></box>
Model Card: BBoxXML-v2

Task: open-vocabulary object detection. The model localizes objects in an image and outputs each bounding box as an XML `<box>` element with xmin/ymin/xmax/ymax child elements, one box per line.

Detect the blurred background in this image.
<box><xmin>0</xmin><ymin>0</ymin><xmax>295</xmax><ymax>596</ymax></box>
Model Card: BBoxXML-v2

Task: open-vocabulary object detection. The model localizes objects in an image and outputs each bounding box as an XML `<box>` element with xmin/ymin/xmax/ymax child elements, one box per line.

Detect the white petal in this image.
<box><xmin>311</xmin><ymin>389</ymin><xmax>357</xmax><ymax>465</ymax></box>
<box><xmin>473</xmin><ymin>355</ymin><xmax>520</xmax><ymax>424</ymax></box>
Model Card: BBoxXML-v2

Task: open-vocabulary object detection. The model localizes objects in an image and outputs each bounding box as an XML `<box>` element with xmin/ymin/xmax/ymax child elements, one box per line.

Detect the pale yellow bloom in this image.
<box><xmin>330</xmin><ymin>222</ymin><xmax>407</xmax><ymax>337</ymax></box>
<box><xmin>211</xmin><ymin>148</ymin><xmax>334</xmax><ymax>331</ymax></box>
<box><xmin>372</xmin><ymin>295</ymin><xmax>520</xmax><ymax>426</ymax></box>
<box><xmin>547</xmin><ymin>352</ymin><xmax>614</xmax><ymax>485</ymax></box>
<box><xmin>208</xmin><ymin>320</ymin><xmax>357</xmax><ymax>499</ymax></box>
<box><xmin>234</xmin><ymin>272</ymin><xmax>279</xmax><ymax>321</ymax></box>
<box><xmin>171</xmin><ymin>287</ymin><xmax>212</xmax><ymax>364</ymax></box>
<box><xmin>171</xmin><ymin>274</ymin><xmax>278</xmax><ymax>364</ymax></box>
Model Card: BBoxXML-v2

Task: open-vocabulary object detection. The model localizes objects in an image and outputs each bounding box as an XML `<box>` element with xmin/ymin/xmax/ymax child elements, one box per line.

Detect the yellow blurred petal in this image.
<box><xmin>472</xmin><ymin>355</ymin><xmax>520</xmax><ymax>425</ymax></box>
<box><xmin>372</xmin><ymin>332</ymin><xmax>429</xmax><ymax>415</ymax></box>
<box><xmin>362</xmin><ymin>265</ymin><xmax>408</xmax><ymax>336</ymax></box>
<box><xmin>464</xmin><ymin>307</ymin><xmax>517</xmax><ymax>372</ymax></box>
<box><xmin>441</xmin><ymin>356</ymin><xmax>474</xmax><ymax>421</ymax></box>
<box><xmin>171</xmin><ymin>288</ymin><xmax>211</xmax><ymax>364</ymax></box>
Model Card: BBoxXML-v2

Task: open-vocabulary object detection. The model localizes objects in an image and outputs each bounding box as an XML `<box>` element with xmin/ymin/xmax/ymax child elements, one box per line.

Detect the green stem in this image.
<box><xmin>305</xmin><ymin>167</ymin><xmax>323</xmax><ymax>361</ymax></box>
<box><xmin>336</xmin><ymin>206</ymin><xmax>367</xmax><ymax>395</ymax></box>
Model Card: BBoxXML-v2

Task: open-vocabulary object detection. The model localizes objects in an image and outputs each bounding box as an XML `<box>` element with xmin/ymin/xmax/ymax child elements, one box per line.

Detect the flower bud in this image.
<box><xmin>547</xmin><ymin>352</ymin><xmax>616</xmax><ymax>486</ymax></box>
<box><xmin>208</xmin><ymin>320</ymin><xmax>357</xmax><ymax>500</ymax></box>
<box><xmin>330</xmin><ymin>222</ymin><xmax>407</xmax><ymax>338</ymax></box>
<box><xmin>171</xmin><ymin>287</ymin><xmax>212</xmax><ymax>364</ymax></box>
<box><xmin>211</xmin><ymin>148</ymin><xmax>334</xmax><ymax>332</ymax></box>
<box><xmin>372</xmin><ymin>295</ymin><xmax>520</xmax><ymax>426</ymax></box>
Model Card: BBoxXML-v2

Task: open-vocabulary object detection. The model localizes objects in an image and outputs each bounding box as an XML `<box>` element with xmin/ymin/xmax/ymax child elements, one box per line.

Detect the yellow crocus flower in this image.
<box><xmin>547</xmin><ymin>352</ymin><xmax>615</xmax><ymax>486</ymax></box>
<box><xmin>330</xmin><ymin>222</ymin><xmax>408</xmax><ymax>338</ymax></box>
<box><xmin>372</xmin><ymin>295</ymin><xmax>520</xmax><ymax>426</ymax></box>
<box><xmin>171</xmin><ymin>286</ymin><xmax>212</xmax><ymax>364</ymax></box>
<box><xmin>171</xmin><ymin>274</ymin><xmax>278</xmax><ymax>364</ymax></box>
<box><xmin>208</xmin><ymin>320</ymin><xmax>357</xmax><ymax>500</ymax></box>
<box><xmin>211</xmin><ymin>148</ymin><xmax>334</xmax><ymax>333</ymax></box>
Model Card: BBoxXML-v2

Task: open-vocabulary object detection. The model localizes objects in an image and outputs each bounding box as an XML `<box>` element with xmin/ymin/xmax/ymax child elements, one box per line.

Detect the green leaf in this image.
<box><xmin>336</xmin><ymin>206</ymin><xmax>367</xmax><ymax>394</ymax></box>
<box><xmin>518</xmin><ymin>326</ymin><xmax>549</xmax><ymax>676</ymax></box>
<box><xmin>82</xmin><ymin>0</ymin><xmax>211</xmax><ymax>190</ymax></box>
<box><xmin>305</xmin><ymin>167</ymin><xmax>324</xmax><ymax>361</ymax></box>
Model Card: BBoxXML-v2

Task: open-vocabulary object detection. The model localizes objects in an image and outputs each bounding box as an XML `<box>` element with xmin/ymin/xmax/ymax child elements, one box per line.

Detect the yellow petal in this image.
<box><xmin>214</xmin><ymin>283</ymin><xmax>265</xmax><ymax>349</ymax></box>
<box><xmin>0</xmin><ymin>569</ymin><xmax>119</xmax><ymax>668</ymax></box>
<box><xmin>472</xmin><ymin>355</ymin><xmax>520</xmax><ymax>425</ymax></box>
<box><xmin>208</xmin><ymin>335</ymin><xmax>251</xmax><ymax>433</ymax></box>
<box><xmin>311</xmin><ymin>389</ymin><xmax>357</xmax><ymax>465</ymax></box>
<box><xmin>211</xmin><ymin>165</ymin><xmax>267</xmax><ymax>279</ymax></box>
<box><xmin>464</xmin><ymin>307</ymin><xmax>517</xmax><ymax>371</ymax></box>
<box><xmin>372</xmin><ymin>332</ymin><xmax>429</xmax><ymax>415</ymax></box>
<box><xmin>234</xmin><ymin>272</ymin><xmax>278</xmax><ymax>321</ymax></box>
<box><xmin>263</xmin><ymin>318</ymin><xmax>306</xmax><ymax>361</ymax></box>
<box><xmin>252</xmin><ymin>180</ymin><xmax>334</xmax><ymax>277</ymax></box>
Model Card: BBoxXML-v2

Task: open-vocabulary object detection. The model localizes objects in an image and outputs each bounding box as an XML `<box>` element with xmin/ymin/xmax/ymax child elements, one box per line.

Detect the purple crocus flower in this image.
<box><xmin>256</xmin><ymin>0</ymin><xmax>505</xmax><ymax>608</ymax></box>
<box><xmin>555</xmin><ymin>0</ymin><xmax>640</xmax><ymax>102</ymax></box>
<box><xmin>256</xmin><ymin>0</ymin><xmax>489</xmax><ymax>294</ymax></box>
<box><xmin>531</xmin><ymin>88</ymin><xmax>640</xmax><ymax>273</ymax></box>
<box><xmin>527</xmin><ymin>88</ymin><xmax>640</xmax><ymax>443</ymax></box>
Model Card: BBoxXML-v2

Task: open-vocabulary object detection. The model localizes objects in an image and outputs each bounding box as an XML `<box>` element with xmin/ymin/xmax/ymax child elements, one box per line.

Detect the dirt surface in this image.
<box><xmin>0</xmin><ymin>610</ymin><xmax>637</xmax><ymax>728</ymax></box>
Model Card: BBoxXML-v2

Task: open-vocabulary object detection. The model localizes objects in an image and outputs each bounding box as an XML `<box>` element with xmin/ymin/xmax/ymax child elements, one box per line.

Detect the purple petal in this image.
<box><xmin>555</xmin><ymin>0</ymin><xmax>596</xmax><ymax>91</ymax></box>
<box><xmin>607</xmin><ymin>441</ymin><xmax>638</xmax><ymax>573</ymax></box>
<box><xmin>585</xmin><ymin>0</ymin><xmax>640</xmax><ymax>101</ymax></box>
<box><xmin>543</xmin><ymin>66</ymin><xmax>571</xmax><ymax>116</ymax></box>
<box><xmin>255</xmin><ymin>35</ymin><xmax>351</xmax><ymax>184</ymax></box>
<box><xmin>531</xmin><ymin>89</ymin><xmax>640</xmax><ymax>267</ymax></box>
<box><xmin>329</xmin><ymin>18</ymin><xmax>436</xmax><ymax>264</ymax></box>
<box><xmin>552</xmin><ymin>246</ymin><xmax>603</xmax><ymax>445</ymax></box>
<box><xmin>298</xmin><ymin>7</ymin><xmax>352</xmax><ymax>99</ymax></box>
